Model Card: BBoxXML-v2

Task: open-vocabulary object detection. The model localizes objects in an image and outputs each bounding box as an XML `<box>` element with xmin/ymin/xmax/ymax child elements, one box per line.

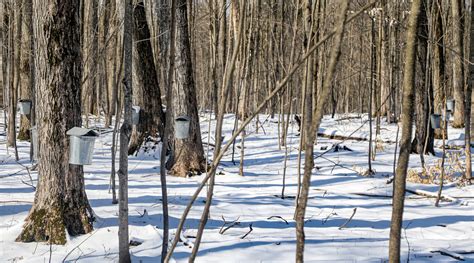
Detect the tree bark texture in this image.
<box><xmin>17</xmin><ymin>0</ymin><xmax>93</xmax><ymax>245</ymax></box>
<box><xmin>166</xmin><ymin>0</ymin><xmax>205</xmax><ymax>177</ymax></box>
<box><xmin>128</xmin><ymin>2</ymin><xmax>165</xmax><ymax>155</ymax></box>
<box><xmin>389</xmin><ymin>0</ymin><xmax>421</xmax><ymax>260</ymax></box>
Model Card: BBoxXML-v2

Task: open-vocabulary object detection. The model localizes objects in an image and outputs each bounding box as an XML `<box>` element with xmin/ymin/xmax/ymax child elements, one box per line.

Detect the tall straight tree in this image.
<box><xmin>389</xmin><ymin>0</ymin><xmax>421</xmax><ymax>260</ymax></box>
<box><xmin>166</xmin><ymin>0</ymin><xmax>205</xmax><ymax>177</ymax></box>
<box><xmin>452</xmin><ymin>0</ymin><xmax>466</xmax><ymax>128</ymax></box>
<box><xmin>295</xmin><ymin>0</ymin><xmax>349</xmax><ymax>261</ymax></box>
<box><xmin>128</xmin><ymin>2</ymin><xmax>165</xmax><ymax>155</ymax></box>
<box><xmin>411</xmin><ymin>0</ymin><xmax>435</xmax><ymax>157</ymax></box>
<box><xmin>118</xmin><ymin>0</ymin><xmax>133</xmax><ymax>261</ymax></box>
<box><xmin>17</xmin><ymin>0</ymin><xmax>93</xmax><ymax>244</ymax></box>
<box><xmin>466</xmin><ymin>0</ymin><xmax>473</xmax><ymax>181</ymax></box>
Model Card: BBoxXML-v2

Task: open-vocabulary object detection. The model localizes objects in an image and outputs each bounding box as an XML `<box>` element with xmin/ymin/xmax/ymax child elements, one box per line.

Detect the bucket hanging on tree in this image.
<box><xmin>18</xmin><ymin>99</ymin><xmax>32</xmax><ymax>115</ymax></box>
<box><xmin>67</xmin><ymin>127</ymin><xmax>99</xmax><ymax>165</ymax></box>
<box><xmin>175</xmin><ymin>116</ymin><xmax>190</xmax><ymax>139</ymax></box>
<box><xmin>430</xmin><ymin>114</ymin><xmax>442</xmax><ymax>129</ymax></box>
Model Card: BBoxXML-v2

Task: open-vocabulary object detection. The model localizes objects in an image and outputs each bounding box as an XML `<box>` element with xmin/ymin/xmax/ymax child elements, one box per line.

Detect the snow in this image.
<box><xmin>0</xmin><ymin>112</ymin><xmax>473</xmax><ymax>262</ymax></box>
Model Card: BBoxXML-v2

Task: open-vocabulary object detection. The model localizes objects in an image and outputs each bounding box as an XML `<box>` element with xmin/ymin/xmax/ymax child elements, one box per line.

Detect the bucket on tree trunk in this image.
<box><xmin>30</xmin><ymin>126</ymin><xmax>38</xmax><ymax>162</ymax></box>
<box><xmin>430</xmin><ymin>114</ymin><xmax>442</xmax><ymax>129</ymax></box>
<box><xmin>175</xmin><ymin>116</ymin><xmax>190</xmax><ymax>139</ymax></box>
<box><xmin>447</xmin><ymin>99</ymin><xmax>455</xmax><ymax>112</ymax></box>
<box><xmin>67</xmin><ymin>127</ymin><xmax>99</xmax><ymax>165</ymax></box>
<box><xmin>18</xmin><ymin>99</ymin><xmax>32</xmax><ymax>115</ymax></box>
<box><xmin>132</xmin><ymin>106</ymin><xmax>140</xmax><ymax>125</ymax></box>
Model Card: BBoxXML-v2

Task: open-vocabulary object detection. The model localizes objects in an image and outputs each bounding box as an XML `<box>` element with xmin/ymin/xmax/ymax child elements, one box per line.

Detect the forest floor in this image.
<box><xmin>0</xmin><ymin>111</ymin><xmax>473</xmax><ymax>262</ymax></box>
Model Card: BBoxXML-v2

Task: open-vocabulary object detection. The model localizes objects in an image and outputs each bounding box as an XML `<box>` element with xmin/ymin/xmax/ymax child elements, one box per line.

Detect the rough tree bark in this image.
<box><xmin>17</xmin><ymin>0</ymin><xmax>93</xmax><ymax>244</ymax></box>
<box><xmin>388</xmin><ymin>0</ymin><xmax>421</xmax><ymax>260</ymax></box>
<box><xmin>128</xmin><ymin>2</ymin><xmax>165</xmax><ymax>155</ymax></box>
<box><xmin>452</xmin><ymin>0</ymin><xmax>466</xmax><ymax>128</ymax></box>
<box><xmin>117</xmin><ymin>0</ymin><xmax>133</xmax><ymax>261</ymax></box>
<box><xmin>166</xmin><ymin>0</ymin><xmax>206</xmax><ymax>177</ymax></box>
<box><xmin>411</xmin><ymin>0</ymin><xmax>435</xmax><ymax>156</ymax></box>
<box><xmin>18</xmin><ymin>0</ymin><xmax>34</xmax><ymax>141</ymax></box>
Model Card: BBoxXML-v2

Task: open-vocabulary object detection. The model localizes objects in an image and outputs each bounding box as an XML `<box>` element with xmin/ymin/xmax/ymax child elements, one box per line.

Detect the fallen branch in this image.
<box><xmin>240</xmin><ymin>224</ymin><xmax>253</xmax><ymax>239</ymax></box>
<box><xmin>267</xmin><ymin>216</ymin><xmax>289</xmax><ymax>225</ymax></box>
<box><xmin>338</xmin><ymin>208</ymin><xmax>357</xmax><ymax>230</ymax></box>
<box><xmin>430</xmin><ymin>249</ymin><xmax>465</xmax><ymax>261</ymax></box>
<box><xmin>406</xmin><ymin>188</ymin><xmax>458</xmax><ymax>203</ymax></box>
<box><xmin>219</xmin><ymin>216</ymin><xmax>241</xmax><ymax>235</ymax></box>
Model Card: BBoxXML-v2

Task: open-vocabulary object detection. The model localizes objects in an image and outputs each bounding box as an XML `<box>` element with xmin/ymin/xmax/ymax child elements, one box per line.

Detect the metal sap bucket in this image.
<box><xmin>430</xmin><ymin>114</ymin><xmax>442</xmax><ymax>129</ymax></box>
<box><xmin>447</xmin><ymin>99</ymin><xmax>455</xmax><ymax>112</ymax></box>
<box><xmin>66</xmin><ymin>127</ymin><xmax>99</xmax><ymax>165</ymax></box>
<box><xmin>132</xmin><ymin>106</ymin><xmax>140</xmax><ymax>125</ymax></box>
<box><xmin>175</xmin><ymin>116</ymin><xmax>190</xmax><ymax>139</ymax></box>
<box><xmin>18</xmin><ymin>99</ymin><xmax>32</xmax><ymax>115</ymax></box>
<box><xmin>30</xmin><ymin>126</ymin><xmax>38</xmax><ymax>162</ymax></box>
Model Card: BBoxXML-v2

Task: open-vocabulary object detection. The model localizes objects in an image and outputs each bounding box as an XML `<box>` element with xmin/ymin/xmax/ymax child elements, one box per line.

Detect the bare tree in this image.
<box><xmin>165</xmin><ymin>0</ymin><xmax>206</xmax><ymax>177</ymax></box>
<box><xmin>295</xmin><ymin>0</ymin><xmax>349</xmax><ymax>261</ymax></box>
<box><xmin>17</xmin><ymin>0</ymin><xmax>93</xmax><ymax>244</ymax></box>
<box><xmin>117</xmin><ymin>0</ymin><xmax>133</xmax><ymax>261</ymax></box>
<box><xmin>128</xmin><ymin>2</ymin><xmax>165</xmax><ymax>155</ymax></box>
<box><xmin>389</xmin><ymin>0</ymin><xmax>421</xmax><ymax>260</ymax></box>
<box><xmin>452</xmin><ymin>0</ymin><xmax>466</xmax><ymax>128</ymax></box>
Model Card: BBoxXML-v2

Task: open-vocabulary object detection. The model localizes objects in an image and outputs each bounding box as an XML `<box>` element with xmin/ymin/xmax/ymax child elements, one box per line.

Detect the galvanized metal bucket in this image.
<box><xmin>67</xmin><ymin>127</ymin><xmax>99</xmax><ymax>165</ymax></box>
<box><xmin>175</xmin><ymin>116</ymin><xmax>190</xmax><ymax>139</ymax></box>
<box><xmin>430</xmin><ymin>114</ymin><xmax>442</xmax><ymax>129</ymax></box>
<box><xmin>18</xmin><ymin>99</ymin><xmax>32</xmax><ymax>115</ymax></box>
<box><xmin>30</xmin><ymin>126</ymin><xmax>38</xmax><ymax>162</ymax></box>
<box><xmin>447</xmin><ymin>99</ymin><xmax>455</xmax><ymax>112</ymax></box>
<box><xmin>132</xmin><ymin>106</ymin><xmax>140</xmax><ymax>125</ymax></box>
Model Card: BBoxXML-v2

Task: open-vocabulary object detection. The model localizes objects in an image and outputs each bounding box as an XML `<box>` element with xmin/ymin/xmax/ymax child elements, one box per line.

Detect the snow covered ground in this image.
<box><xmin>0</xmin><ymin>112</ymin><xmax>473</xmax><ymax>262</ymax></box>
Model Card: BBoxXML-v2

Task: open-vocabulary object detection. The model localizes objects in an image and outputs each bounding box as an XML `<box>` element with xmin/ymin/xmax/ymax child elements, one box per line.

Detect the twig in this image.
<box><xmin>338</xmin><ymin>208</ymin><xmax>357</xmax><ymax>230</ymax></box>
<box><xmin>430</xmin><ymin>249</ymin><xmax>465</xmax><ymax>261</ymax></box>
<box><xmin>240</xmin><ymin>223</ymin><xmax>253</xmax><ymax>239</ymax></box>
<box><xmin>267</xmin><ymin>216</ymin><xmax>289</xmax><ymax>225</ymax></box>
<box><xmin>404</xmin><ymin>221</ymin><xmax>413</xmax><ymax>262</ymax></box>
<box><xmin>62</xmin><ymin>223</ymin><xmax>103</xmax><ymax>262</ymax></box>
<box><xmin>219</xmin><ymin>216</ymin><xmax>241</xmax><ymax>234</ymax></box>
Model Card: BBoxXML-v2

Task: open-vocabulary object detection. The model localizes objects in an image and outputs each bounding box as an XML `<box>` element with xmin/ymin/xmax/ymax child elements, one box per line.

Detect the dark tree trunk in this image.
<box><xmin>166</xmin><ymin>0</ymin><xmax>206</xmax><ymax>177</ymax></box>
<box><xmin>411</xmin><ymin>0</ymin><xmax>435</xmax><ymax>156</ymax></box>
<box><xmin>128</xmin><ymin>2</ymin><xmax>165</xmax><ymax>155</ymax></box>
<box><xmin>17</xmin><ymin>0</ymin><xmax>93</xmax><ymax>244</ymax></box>
<box><xmin>18</xmin><ymin>0</ymin><xmax>33</xmax><ymax>141</ymax></box>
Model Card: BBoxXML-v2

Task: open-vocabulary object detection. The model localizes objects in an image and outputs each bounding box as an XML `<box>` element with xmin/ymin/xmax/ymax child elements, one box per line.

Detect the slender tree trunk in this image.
<box><xmin>466</xmin><ymin>0</ymin><xmax>473</xmax><ymax>181</ymax></box>
<box><xmin>295</xmin><ymin>1</ymin><xmax>349</xmax><ymax>261</ymax></box>
<box><xmin>388</xmin><ymin>0</ymin><xmax>421</xmax><ymax>260</ymax></box>
<box><xmin>118</xmin><ymin>0</ymin><xmax>133</xmax><ymax>261</ymax></box>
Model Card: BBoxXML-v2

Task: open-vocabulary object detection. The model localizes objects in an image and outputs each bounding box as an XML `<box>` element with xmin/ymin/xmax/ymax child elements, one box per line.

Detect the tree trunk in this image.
<box><xmin>411</xmin><ymin>0</ymin><xmax>435</xmax><ymax>156</ymax></box>
<box><xmin>295</xmin><ymin>1</ymin><xmax>349</xmax><ymax>261</ymax></box>
<box><xmin>466</xmin><ymin>0</ymin><xmax>473</xmax><ymax>181</ymax></box>
<box><xmin>128</xmin><ymin>2</ymin><xmax>165</xmax><ymax>155</ymax></box>
<box><xmin>18</xmin><ymin>0</ymin><xmax>33</xmax><ymax>141</ymax></box>
<box><xmin>452</xmin><ymin>0</ymin><xmax>466</xmax><ymax>128</ymax></box>
<box><xmin>432</xmin><ymin>0</ymin><xmax>447</xmax><ymax>139</ymax></box>
<box><xmin>17</xmin><ymin>0</ymin><xmax>93</xmax><ymax>244</ymax></box>
<box><xmin>166</xmin><ymin>0</ymin><xmax>205</xmax><ymax>177</ymax></box>
<box><xmin>388</xmin><ymin>0</ymin><xmax>421</xmax><ymax>260</ymax></box>
<box><xmin>117</xmin><ymin>0</ymin><xmax>133</xmax><ymax>261</ymax></box>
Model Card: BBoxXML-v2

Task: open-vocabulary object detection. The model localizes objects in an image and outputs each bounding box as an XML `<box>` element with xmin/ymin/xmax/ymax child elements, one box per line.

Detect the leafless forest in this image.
<box><xmin>0</xmin><ymin>0</ymin><xmax>473</xmax><ymax>262</ymax></box>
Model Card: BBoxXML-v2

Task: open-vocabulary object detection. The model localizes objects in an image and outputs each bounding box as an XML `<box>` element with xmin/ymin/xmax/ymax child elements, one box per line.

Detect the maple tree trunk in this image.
<box><xmin>17</xmin><ymin>0</ymin><xmax>93</xmax><ymax>244</ymax></box>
